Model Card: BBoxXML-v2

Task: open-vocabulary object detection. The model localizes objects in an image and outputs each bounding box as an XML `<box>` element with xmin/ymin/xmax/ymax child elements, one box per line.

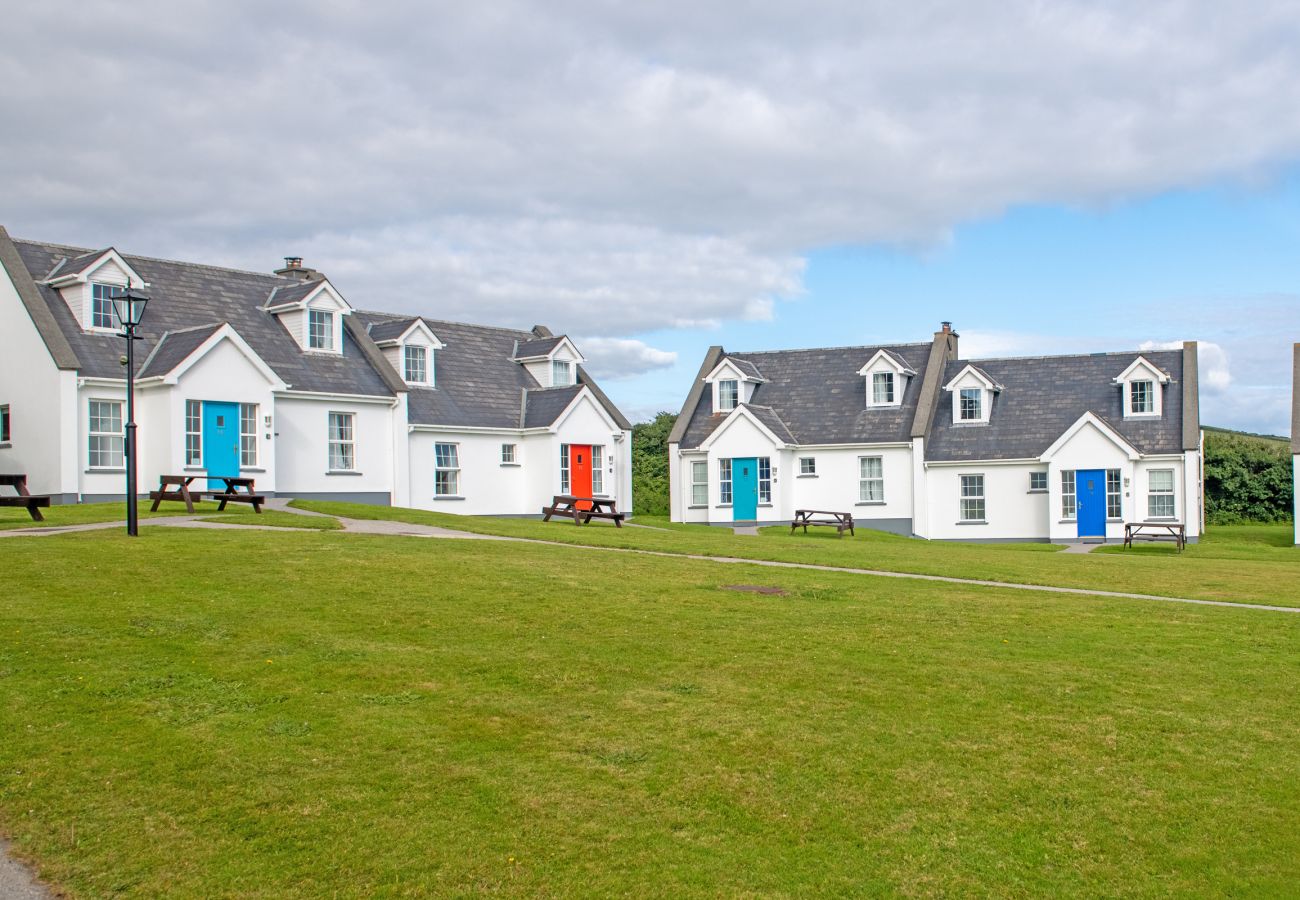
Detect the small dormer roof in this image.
<box><xmin>263</xmin><ymin>278</ymin><xmax>352</xmax><ymax>314</ymax></box>
<box><xmin>43</xmin><ymin>247</ymin><xmax>145</xmax><ymax>288</ymax></box>
<box><xmin>703</xmin><ymin>356</ymin><xmax>766</xmax><ymax>383</ymax></box>
<box><xmin>511</xmin><ymin>334</ymin><xmax>584</xmax><ymax>363</ymax></box>
<box><xmin>943</xmin><ymin>364</ymin><xmax>1003</xmax><ymax>393</ymax></box>
<box><xmin>857</xmin><ymin>348</ymin><xmax>917</xmax><ymax>377</ymax></box>
<box><xmin>1113</xmin><ymin>355</ymin><xmax>1171</xmax><ymax>384</ymax></box>
<box><xmin>367</xmin><ymin>317</ymin><xmax>444</xmax><ymax>349</ymax></box>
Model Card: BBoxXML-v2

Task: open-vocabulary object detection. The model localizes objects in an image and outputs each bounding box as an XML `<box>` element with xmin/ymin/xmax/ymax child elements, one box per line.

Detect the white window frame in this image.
<box><xmin>871</xmin><ymin>371</ymin><xmax>895</xmax><ymax>405</ymax></box>
<box><xmin>308</xmin><ymin>309</ymin><xmax>335</xmax><ymax>351</ymax></box>
<box><xmin>328</xmin><ymin>411</ymin><xmax>355</xmax><ymax>471</ymax></box>
<box><xmin>1148</xmin><ymin>469</ymin><xmax>1176</xmax><ymax>519</ymax></box>
<box><xmin>1129</xmin><ymin>380</ymin><xmax>1154</xmax><ymax>415</ymax></box>
<box><xmin>799</xmin><ymin>457</ymin><xmax>816</xmax><ymax>476</ymax></box>
<box><xmin>719</xmin><ymin>458</ymin><xmax>733</xmax><ymax>505</ymax></box>
<box><xmin>404</xmin><ymin>345</ymin><xmax>428</xmax><ymax>384</ymax></box>
<box><xmin>959</xmin><ymin>474</ymin><xmax>986</xmax><ymax>522</ymax></box>
<box><xmin>90</xmin><ymin>282</ymin><xmax>122</xmax><ymax>331</ymax></box>
<box><xmin>435</xmin><ymin>442</ymin><xmax>460</xmax><ymax>496</ymax></box>
<box><xmin>501</xmin><ymin>443</ymin><xmax>517</xmax><ymax>465</ymax></box>
<box><xmin>1061</xmin><ymin>470</ymin><xmax>1076</xmax><ymax>520</ymax></box>
<box><xmin>690</xmin><ymin>460</ymin><xmax>708</xmax><ymax>506</ymax></box>
<box><xmin>859</xmin><ymin>456</ymin><xmax>884</xmax><ymax>503</ymax></box>
<box><xmin>88</xmin><ymin>399</ymin><xmax>124</xmax><ymax>469</ymax></box>
<box><xmin>958</xmin><ymin>388</ymin><xmax>983</xmax><ymax>422</ymax></box>
<box><xmin>758</xmin><ymin>457</ymin><xmax>771</xmax><ymax>504</ymax></box>
<box><xmin>1106</xmin><ymin>469</ymin><xmax>1122</xmax><ymax>519</ymax></box>
<box><xmin>185</xmin><ymin>400</ymin><xmax>202</xmax><ymax>466</ymax></box>
<box><xmin>1029</xmin><ymin>471</ymin><xmax>1048</xmax><ymax>492</ymax></box>
<box><xmin>1</xmin><ymin>403</ymin><xmax>10</xmax><ymax>444</ymax></box>
<box><xmin>717</xmin><ymin>379</ymin><xmax>739</xmax><ymax>411</ymax></box>
<box><xmin>551</xmin><ymin>359</ymin><xmax>571</xmax><ymax>387</ymax></box>
<box><xmin>559</xmin><ymin>444</ymin><xmax>570</xmax><ymax>493</ymax></box>
<box><xmin>240</xmin><ymin>403</ymin><xmax>258</xmax><ymax>467</ymax></box>
<box><xmin>591</xmin><ymin>445</ymin><xmax>605</xmax><ymax>494</ymax></box>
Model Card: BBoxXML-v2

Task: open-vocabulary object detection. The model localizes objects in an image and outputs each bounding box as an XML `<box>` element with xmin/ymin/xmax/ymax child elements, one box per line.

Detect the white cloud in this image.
<box><xmin>574</xmin><ymin>337</ymin><xmax>677</xmax><ymax>380</ymax></box>
<box><xmin>4</xmin><ymin>1</ymin><xmax>1300</xmax><ymax>335</ymax></box>
<box><xmin>1140</xmin><ymin>339</ymin><xmax>1232</xmax><ymax>393</ymax></box>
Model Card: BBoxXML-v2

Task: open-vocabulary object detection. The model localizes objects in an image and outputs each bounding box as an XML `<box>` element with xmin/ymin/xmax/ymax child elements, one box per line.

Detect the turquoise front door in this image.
<box><xmin>1077</xmin><ymin>468</ymin><xmax>1106</xmax><ymax>538</ymax></box>
<box><xmin>203</xmin><ymin>401</ymin><xmax>240</xmax><ymax>490</ymax></box>
<box><xmin>732</xmin><ymin>457</ymin><xmax>758</xmax><ymax>521</ymax></box>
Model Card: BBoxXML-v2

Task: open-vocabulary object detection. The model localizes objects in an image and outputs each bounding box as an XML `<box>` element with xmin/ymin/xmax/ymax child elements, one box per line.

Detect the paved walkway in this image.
<box><xmin>0</xmin><ymin>839</ymin><xmax>49</xmax><ymax>899</ymax></box>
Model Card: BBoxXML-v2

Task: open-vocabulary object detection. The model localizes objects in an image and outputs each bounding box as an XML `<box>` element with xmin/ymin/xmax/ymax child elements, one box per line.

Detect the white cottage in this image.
<box><xmin>0</xmin><ymin>227</ymin><xmax>632</xmax><ymax>514</ymax></box>
<box><xmin>669</xmin><ymin>324</ymin><xmax>1204</xmax><ymax>543</ymax></box>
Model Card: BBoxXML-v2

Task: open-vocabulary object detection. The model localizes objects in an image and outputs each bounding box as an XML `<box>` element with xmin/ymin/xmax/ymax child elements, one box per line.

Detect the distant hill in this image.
<box><xmin>1203</xmin><ymin>427</ymin><xmax>1294</xmax><ymax>524</ymax></box>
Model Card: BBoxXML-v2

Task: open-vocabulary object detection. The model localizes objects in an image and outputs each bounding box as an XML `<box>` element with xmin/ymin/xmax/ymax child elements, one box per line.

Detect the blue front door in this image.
<box><xmin>1076</xmin><ymin>468</ymin><xmax>1106</xmax><ymax>538</ymax></box>
<box><xmin>203</xmin><ymin>401</ymin><xmax>240</xmax><ymax>490</ymax></box>
<box><xmin>732</xmin><ymin>457</ymin><xmax>758</xmax><ymax>521</ymax></box>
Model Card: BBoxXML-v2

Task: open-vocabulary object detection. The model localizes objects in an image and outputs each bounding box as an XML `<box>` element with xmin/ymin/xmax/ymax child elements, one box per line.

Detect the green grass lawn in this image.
<box><xmin>0</xmin><ymin>501</ymin><xmax>339</xmax><ymax>531</ymax></box>
<box><xmin>292</xmin><ymin>500</ymin><xmax>1300</xmax><ymax>608</ymax></box>
<box><xmin>2</xmin><ymin>528</ymin><xmax>1299</xmax><ymax>896</ymax></box>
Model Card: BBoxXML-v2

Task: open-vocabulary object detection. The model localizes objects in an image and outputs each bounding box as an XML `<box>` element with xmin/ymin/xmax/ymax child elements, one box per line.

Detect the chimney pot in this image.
<box><xmin>284</xmin><ymin>257</ymin><xmax>303</xmax><ymax>269</ymax></box>
<box><xmin>941</xmin><ymin>321</ymin><xmax>952</xmax><ymax>334</ymax></box>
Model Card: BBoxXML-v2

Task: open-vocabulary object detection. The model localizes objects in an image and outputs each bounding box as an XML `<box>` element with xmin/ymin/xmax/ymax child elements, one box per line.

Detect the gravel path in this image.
<box><xmin>0</xmin><ymin>839</ymin><xmax>49</xmax><ymax>899</ymax></box>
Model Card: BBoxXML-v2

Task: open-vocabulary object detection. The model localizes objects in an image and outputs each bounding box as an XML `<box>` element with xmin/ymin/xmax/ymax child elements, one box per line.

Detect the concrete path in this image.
<box><xmin>0</xmin><ymin>840</ymin><xmax>49</xmax><ymax>899</ymax></box>
<box><xmin>1059</xmin><ymin>542</ymin><xmax>1101</xmax><ymax>554</ymax></box>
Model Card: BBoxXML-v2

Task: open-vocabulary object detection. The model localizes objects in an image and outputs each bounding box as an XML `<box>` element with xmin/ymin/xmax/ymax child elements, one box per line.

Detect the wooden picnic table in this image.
<box><xmin>542</xmin><ymin>495</ymin><xmax>625</xmax><ymax>527</ymax></box>
<box><xmin>150</xmin><ymin>474</ymin><xmax>201</xmax><ymax>513</ymax></box>
<box><xmin>791</xmin><ymin>509</ymin><xmax>855</xmax><ymax>537</ymax></box>
<box><xmin>1123</xmin><ymin>521</ymin><xmax>1186</xmax><ymax>552</ymax></box>
<box><xmin>207</xmin><ymin>476</ymin><xmax>265</xmax><ymax>513</ymax></box>
<box><xmin>0</xmin><ymin>474</ymin><xmax>52</xmax><ymax>521</ymax></box>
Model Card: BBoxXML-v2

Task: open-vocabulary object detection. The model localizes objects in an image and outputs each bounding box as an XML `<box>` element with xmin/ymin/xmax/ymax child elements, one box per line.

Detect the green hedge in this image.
<box><xmin>1203</xmin><ymin>428</ymin><xmax>1294</xmax><ymax>524</ymax></box>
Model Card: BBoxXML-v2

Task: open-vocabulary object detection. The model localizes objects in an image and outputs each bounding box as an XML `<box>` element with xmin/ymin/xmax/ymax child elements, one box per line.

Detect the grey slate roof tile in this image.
<box><xmin>513</xmin><ymin>336</ymin><xmax>565</xmax><ymax>359</ymax></box>
<box><xmin>523</xmin><ymin>385</ymin><xmax>583</xmax><ymax>427</ymax></box>
<box><xmin>728</xmin><ymin>358</ymin><xmax>764</xmax><ymax>380</ymax></box>
<box><xmin>744</xmin><ymin>404</ymin><xmax>796</xmax><ymax>443</ymax></box>
<box><xmin>366</xmin><ymin>317</ymin><xmax>421</xmax><ymax>343</ymax></box>
<box><xmin>139</xmin><ymin>324</ymin><xmax>223</xmax><ymax>378</ymax></box>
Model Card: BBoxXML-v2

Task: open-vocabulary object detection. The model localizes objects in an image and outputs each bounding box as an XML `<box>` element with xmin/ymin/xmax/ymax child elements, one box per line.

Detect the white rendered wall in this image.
<box><xmin>1294</xmin><ymin>454</ymin><xmax>1299</xmax><ymax>545</ymax></box>
<box><xmin>1042</xmin><ymin>421</ymin><xmax>1134</xmax><ymax>543</ymax></box>
<box><xmin>926</xmin><ymin>462</ymin><xmax>1050</xmax><ymax>541</ymax></box>
<box><xmin>76</xmin><ymin>383</ymin><xmax>128</xmax><ymax>499</ymax></box>
<box><xmin>789</xmin><ymin>446</ymin><xmax>913</xmax><ymax>526</ymax></box>
<box><xmin>0</xmin><ymin>261</ymin><xmax>68</xmax><ymax>496</ymax></box>
<box><xmin>274</xmin><ymin>395</ymin><xmax>396</xmax><ymax>500</ymax></box>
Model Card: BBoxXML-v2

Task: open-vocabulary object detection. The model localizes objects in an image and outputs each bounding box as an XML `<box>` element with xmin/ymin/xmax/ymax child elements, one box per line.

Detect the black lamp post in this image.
<box><xmin>112</xmin><ymin>284</ymin><xmax>150</xmax><ymax>537</ymax></box>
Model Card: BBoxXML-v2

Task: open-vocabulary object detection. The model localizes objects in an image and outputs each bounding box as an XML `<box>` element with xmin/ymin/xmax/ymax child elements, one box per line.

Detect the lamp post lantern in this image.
<box><xmin>112</xmin><ymin>284</ymin><xmax>150</xmax><ymax>537</ymax></box>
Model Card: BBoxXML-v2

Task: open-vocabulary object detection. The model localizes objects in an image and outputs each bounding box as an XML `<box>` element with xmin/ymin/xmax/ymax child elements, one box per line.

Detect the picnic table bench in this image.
<box><xmin>542</xmin><ymin>495</ymin><xmax>625</xmax><ymax>527</ymax></box>
<box><xmin>206</xmin><ymin>476</ymin><xmax>265</xmax><ymax>513</ymax></box>
<box><xmin>150</xmin><ymin>474</ymin><xmax>201</xmax><ymax>513</ymax></box>
<box><xmin>1123</xmin><ymin>521</ymin><xmax>1186</xmax><ymax>552</ymax></box>
<box><xmin>791</xmin><ymin>509</ymin><xmax>855</xmax><ymax>537</ymax></box>
<box><xmin>0</xmin><ymin>474</ymin><xmax>52</xmax><ymax>521</ymax></box>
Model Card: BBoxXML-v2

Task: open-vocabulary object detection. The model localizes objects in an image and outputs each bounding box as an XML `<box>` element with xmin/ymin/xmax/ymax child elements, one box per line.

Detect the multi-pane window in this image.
<box><xmin>328</xmin><ymin>412</ymin><xmax>354</xmax><ymax>470</ymax></box>
<box><xmin>435</xmin><ymin>443</ymin><xmax>460</xmax><ymax>496</ymax></box>
<box><xmin>758</xmin><ymin>457</ymin><xmax>772</xmax><ymax>503</ymax></box>
<box><xmin>690</xmin><ymin>461</ymin><xmax>708</xmax><ymax>506</ymax></box>
<box><xmin>959</xmin><ymin>388</ymin><xmax>983</xmax><ymax>421</ymax></box>
<box><xmin>1106</xmin><ymin>469</ymin><xmax>1122</xmax><ymax>518</ymax></box>
<box><xmin>0</xmin><ymin>404</ymin><xmax>10</xmax><ymax>443</ymax></box>
<box><xmin>718</xmin><ymin>379</ymin><xmax>739</xmax><ymax>411</ymax></box>
<box><xmin>859</xmin><ymin>456</ymin><xmax>884</xmax><ymax>502</ymax></box>
<box><xmin>501</xmin><ymin>443</ymin><xmax>516</xmax><ymax>464</ymax></box>
<box><xmin>404</xmin><ymin>346</ymin><xmax>427</xmax><ymax>383</ymax></box>
<box><xmin>592</xmin><ymin>445</ymin><xmax>605</xmax><ymax>494</ymax></box>
<box><xmin>1148</xmin><ymin>469</ymin><xmax>1175</xmax><ymax>518</ymax></box>
<box><xmin>1029</xmin><ymin>471</ymin><xmax>1048</xmax><ymax>492</ymax></box>
<box><xmin>1130</xmin><ymin>380</ymin><xmax>1154</xmax><ymax>414</ymax></box>
<box><xmin>88</xmin><ymin>400</ymin><xmax>124</xmax><ymax>468</ymax></box>
<box><xmin>1061</xmin><ymin>470</ymin><xmax>1076</xmax><ymax>519</ymax></box>
<box><xmin>552</xmin><ymin>360</ymin><xmax>571</xmax><ymax>386</ymax></box>
<box><xmin>184</xmin><ymin>400</ymin><xmax>202</xmax><ymax>465</ymax></box>
<box><xmin>560</xmin><ymin>444</ymin><xmax>570</xmax><ymax>492</ymax></box>
<box><xmin>799</xmin><ymin>457</ymin><xmax>816</xmax><ymax>476</ymax></box>
<box><xmin>960</xmin><ymin>474</ymin><xmax>986</xmax><ymax>521</ymax></box>
<box><xmin>872</xmin><ymin>372</ymin><xmax>895</xmax><ymax>404</ymax></box>
<box><xmin>718</xmin><ymin>459</ymin><xmax>733</xmax><ymax>505</ymax></box>
<box><xmin>90</xmin><ymin>283</ymin><xmax>123</xmax><ymax>329</ymax></box>
<box><xmin>308</xmin><ymin>309</ymin><xmax>334</xmax><ymax>350</ymax></box>
<box><xmin>240</xmin><ymin>403</ymin><xmax>258</xmax><ymax>467</ymax></box>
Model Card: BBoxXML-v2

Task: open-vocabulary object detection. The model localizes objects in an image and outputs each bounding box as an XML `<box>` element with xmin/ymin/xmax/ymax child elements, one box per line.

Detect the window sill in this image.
<box><xmin>433</xmin><ymin>495</ymin><xmax>466</xmax><ymax>501</ymax></box>
<box><xmin>953</xmin><ymin>421</ymin><xmax>989</xmax><ymax>427</ymax></box>
<box><xmin>758</xmin><ymin>503</ymin><xmax>773</xmax><ymax>508</ymax></box>
<box><xmin>0</xmin><ymin>443</ymin><xmax>10</xmax><ymax>449</ymax></box>
<box><xmin>715</xmin><ymin>504</ymin><xmax>732</xmax><ymax>509</ymax></box>
<box><xmin>1124</xmin><ymin>413</ymin><xmax>1161</xmax><ymax>419</ymax></box>
<box><xmin>500</xmin><ymin>462</ymin><xmax>521</xmax><ymax>467</ymax></box>
<box><xmin>183</xmin><ymin>466</ymin><xmax>206</xmax><ymax>472</ymax></box>
<box><xmin>326</xmin><ymin>470</ymin><xmax>363</xmax><ymax>476</ymax></box>
<box><xmin>687</xmin><ymin>504</ymin><xmax>708</xmax><ymax>510</ymax></box>
<box><xmin>1059</xmin><ymin>519</ymin><xmax>1077</xmax><ymax>524</ymax></box>
<box><xmin>1027</xmin><ymin>489</ymin><xmax>1048</xmax><ymax>494</ymax></box>
<box><xmin>856</xmin><ymin>501</ymin><xmax>886</xmax><ymax>506</ymax></box>
<box><xmin>1106</xmin><ymin>517</ymin><xmax>1123</xmax><ymax>523</ymax></box>
<box><xmin>796</xmin><ymin>474</ymin><xmax>818</xmax><ymax>479</ymax></box>
<box><xmin>1144</xmin><ymin>517</ymin><xmax>1180</xmax><ymax>522</ymax></box>
<box><xmin>956</xmin><ymin>520</ymin><xmax>988</xmax><ymax>525</ymax></box>
<box><xmin>241</xmin><ymin>467</ymin><xmax>266</xmax><ymax>473</ymax></box>
<box><xmin>85</xmin><ymin>468</ymin><xmax>125</xmax><ymax>474</ymax></box>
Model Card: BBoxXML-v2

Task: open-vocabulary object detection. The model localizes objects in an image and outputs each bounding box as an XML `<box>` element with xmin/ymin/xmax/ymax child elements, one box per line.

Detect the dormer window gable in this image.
<box><xmin>264</xmin><ymin>279</ymin><xmax>352</xmax><ymax>355</ymax></box>
<box><xmin>1113</xmin><ymin>356</ymin><xmax>1170</xmax><ymax>419</ymax></box>
<box><xmin>512</xmin><ymin>335</ymin><xmax>586</xmax><ymax>388</ymax></box>
<box><xmin>857</xmin><ymin>349</ymin><xmax>917</xmax><ymax>408</ymax></box>
<box><xmin>703</xmin><ymin>357</ymin><xmax>765</xmax><ymax>413</ymax></box>
<box><xmin>43</xmin><ymin>248</ymin><xmax>147</xmax><ymax>333</ymax></box>
<box><xmin>943</xmin><ymin>364</ymin><xmax>1002</xmax><ymax>425</ymax></box>
<box><xmin>370</xmin><ymin>318</ymin><xmax>445</xmax><ymax>387</ymax></box>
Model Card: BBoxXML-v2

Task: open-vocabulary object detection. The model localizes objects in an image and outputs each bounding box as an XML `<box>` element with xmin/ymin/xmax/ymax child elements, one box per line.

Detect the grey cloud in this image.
<box><xmin>573</xmin><ymin>337</ymin><xmax>677</xmax><ymax>381</ymax></box>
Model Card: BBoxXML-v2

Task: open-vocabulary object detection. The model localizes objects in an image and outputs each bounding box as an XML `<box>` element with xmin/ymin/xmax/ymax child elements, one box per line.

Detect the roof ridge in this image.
<box><xmin>731</xmin><ymin>340</ymin><xmax>934</xmax><ymax>357</ymax></box>
<box><xmin>355</xmin><ymin>309</ymin><xmax>537</xmax><ymax>338</ymax></box>
<box><xmin>14</xmin><ymin>237</ymin><xmax>291</xmax><ymax>283</ymax></box>
<box><xmin>959</xmin><ymin>348</ymin><xmax>1184</xmax><ymax>365</ymax></box>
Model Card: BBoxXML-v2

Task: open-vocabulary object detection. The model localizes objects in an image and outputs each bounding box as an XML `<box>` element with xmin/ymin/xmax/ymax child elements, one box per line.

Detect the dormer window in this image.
<box><xmin>1114</xmin><ymin>356</ymin><xmax>1169</xmax><ymax>419</ymax></box>
<box><xmin>718</xmin><ymin>379</ymin><xmax>739</xmax><ymax>411</ymax></box>
<box><xmin>91</xmin><ymin>283</ymin><xmax>124</xmax><ymax>330</ymax></box>
<box><xmin>404</xmin><ymin>345</ymin><xmax>428</xmax><ymax>384</ymax></box>
<box><xmin>552</xmin><ymin>360</ymin><xmax>572</xmax><ymax>387</ymax></box>
<box><xmin>1130</xmin><ymin>380</ymin><xmax>1154</xmax><ymax>414</ymax></box>
<box><xmin>872</xmin><ymin>372</ymin><xmax>895</xmax><ymax>405</ymax></box>
<box><xmin>944</xmin><ymin>364</ymin><xmax>1001</xmax><ymax>425</ymax></box>
<box><xmin>959</xmin><ymin>388</ymin><xmax>982</xmax><ymax>421</ymax></box>
<box><xmin>308</xmin><ymin>309</ymin><xmax>334</xmax><ymax>351</ymax></box>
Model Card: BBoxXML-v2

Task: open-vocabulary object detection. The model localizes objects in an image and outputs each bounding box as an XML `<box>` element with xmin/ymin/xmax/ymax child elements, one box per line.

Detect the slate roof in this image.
<box><xmin>925</xmin><ymin>350</ymin><xmax>1187</xmax><ymax>461</ymax></box>
<box><xmin>263</xmin><ymin>279</ymin><xmax>326</xmax><ymax>308</ymax></box>
<box><xmin>872</xmin><ymin>348</ymin><xmax>917</xmax><ymax>374</ymax></box>
<box><xmin>728</xmin><ymin>358</ymin><xmax>765</xmax><ymax>380</ymax></box>
<box><xmin>523</xmin><ymin>385</ymin><xmax>584</xmax><ymax>428</ymax></box>
<box><xmin>45</xmin><ymin>249</ymin><xmax>110</xmax><ymax>280</ymax></box>
<box><xmin>513</xmin><ymin>336</ymin><xmax>565</xmax><ymax>359</ymax></box>
<box><xmin>9</xmin><ymin>239</ymin><xmax>396</xmax><ymax>397</ymax></box>
<box><xmin>677</xmin><ymin>343</ymin><xmax>935</xmax><ymax>449</ymax></box>
<box><xmin>744</xmin><ymin>404</ymin><xmax>796</xmax><ymax>444</ymax></box>
<box><xmin>366</xmin><ymin>317</ymin><xmax>421</xmax><ymax>343</ymax></box>
<box><xmin>139</xmin><ymin>324</ymin><xmax>224</xmax><ymax>378</ymax></box>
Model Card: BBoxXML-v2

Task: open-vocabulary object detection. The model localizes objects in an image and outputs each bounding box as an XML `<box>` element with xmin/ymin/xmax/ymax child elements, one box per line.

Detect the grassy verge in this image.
<box><xmin>0</xmin><ymin>501</ymin><xmax>338</xmax><ymax>531</ymax></box>
<box><xmin>291</xmin><ymin>500</ymin><xmax>1300</xmax><ymax>607</ymax></box>
<box><xmin>2</xmin><ymin>528</ymin><xmax>1298</xmax><ymax>896</ymax></box>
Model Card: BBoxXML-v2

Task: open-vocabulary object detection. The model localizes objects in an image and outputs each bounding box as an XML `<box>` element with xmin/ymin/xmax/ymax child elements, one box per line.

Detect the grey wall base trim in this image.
<box><xmin>852</xmin><ymin>517</ymin><xmax>912</xmax><ymax>537</ymax></box>
<box><xmin>280</xmin><ymin>491</ymin><xmax>392</xmax><ymax>506</ymax></box>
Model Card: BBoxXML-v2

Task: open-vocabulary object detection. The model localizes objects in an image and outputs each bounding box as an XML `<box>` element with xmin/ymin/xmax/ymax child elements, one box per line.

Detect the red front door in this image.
<box><xmin>569</xmin><ymin>444</ymin><xmax>593</xmax><ymax>509</ymax></box>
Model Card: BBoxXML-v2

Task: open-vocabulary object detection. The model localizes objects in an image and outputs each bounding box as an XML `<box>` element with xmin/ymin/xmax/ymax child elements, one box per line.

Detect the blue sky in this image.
<box><xmin>611</xmin><ymin>171</ymin><xmax>1300</xmax><ymax>436</ymax></box>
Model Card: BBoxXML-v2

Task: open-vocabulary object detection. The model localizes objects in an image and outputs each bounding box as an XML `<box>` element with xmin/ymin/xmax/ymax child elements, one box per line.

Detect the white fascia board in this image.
<box><xmin>272</xmin><ymin>389</ymin><xmax>397</xmax><ymax>405</ymax></box>
<box><xmin>1113</xmin><ymin>355</ymin><xmax>1170</xmax><ymax>384</ymax></box>
<box><xmin>374</xmin><ymin>319</ymin><xmax>445</xmax><ymax>350</ymax></box>
<box><xmin>264</xmin><ymin>279</ymin><xmax>353</xmax><ymax>314</ymax></box>
<box><xmin>923</xmin><ymin>457</ymin><xmax>1042</xmax><ymax>468</ymax></box>
<box><xmin>515</xmin><ymin>335</ymin><xmax>587</xmax><ymax>365</ymax></box>
<box><xmin>409</xmin><ymin>424</ymin><xmax>548</xmax><ymax>436</ymax></box>
<box><xmin>697</xmin><ymin>405</ymin><xmax>787</xmax><ymax>451</ymax></box>
<box><xmin>793</xmin><ymin>441</ymin><xmax>913</xmax><ymax>450</ymax></box>
<box><xmin>1038</xmin><ymin>411</ymin><xmax>1142</xmax><ymax>462</ymax></box>
<box><xmin>703</xmin><ymin>358</ymin><xmax>763</xmax><ymax>383</ymax></box>
<box><xmin>550</xmin><ymin>386</ymin><xmax>619</xmax><ymax>433</ymax></box>
<box><xmin>46</xmin><ymin>249</ymin><xmax>146</xmax><ymax>288</ymax></box>
<box><xmin>943</xmin><ymin>364</ymin><xmax>1001</xmax><ymax>392</ymax></box>
<box><xmin>856</xmin><ymin>349</ymin><xmax>916</xmax><ymax>377</ymax></box>
<box><xmin>162</xmin><ymin>324</ymin><xmax>288</xmax><ymax>390</ymax></box>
